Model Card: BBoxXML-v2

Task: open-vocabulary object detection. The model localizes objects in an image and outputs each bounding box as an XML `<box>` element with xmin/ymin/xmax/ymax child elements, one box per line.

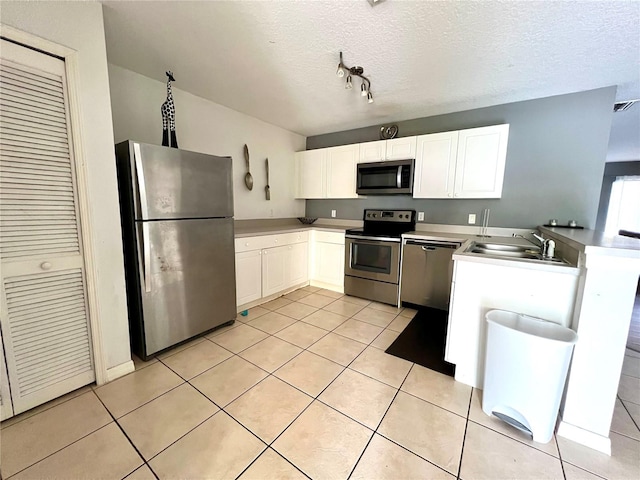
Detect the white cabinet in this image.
<box><xmin>295</xmin><ymin>145</ymin><xmax>358</xmax><ymax>199</ymax></box>
<box><xmin>413</xmin><ymin>124</ymin><xmax>509</xmax><ymax>199</ymax></box>
<box><xmin>310</xmin><ymin>230</ymin><xmax>345</xmax><ymax>292</ymax></box>
<box><xmin>235</xmin><ymin>232</ymin><xmax>309</xmax><ymax>308</ymax></box>
<box><xmin>235</xmin><ymin>250</ymin><xmax>262</xmax><ymax>306</ymax></box>
<box><xmin>262</xmin><ymin>245</ymin><xmax>288</xmax><ymax>297</ymax></box>
<box><xmin>287</xmin><ymin>242</ymin><xmax>309</xmax><ymax>286</ymax></box>
<box><xmin>454</xmin><ymin>124</ymin><xmax>509</xmax><ymax>198</ymax></box>
<box><xmin>385</xmin><ymin>136</ymin><xmax>417</xmax><ymax>160</ymax></box>
<box><xmin>326</xmin><ymin>144</ymin><xmax>359</xmax><ymax>199</ymax></box>
<box><xmin>295</xmin><ymin>149</ymin><xmax>326</xmax><ymax>199</ymax></box>
<box><xmin>413</xmin><ymin>131</ymin><xmax>459</xmax><ymax>198</ymax></box>
<box><xmin>358</xmin><ymin>140</ymin><xmax>386</xmax><ymax>163</ymax></box>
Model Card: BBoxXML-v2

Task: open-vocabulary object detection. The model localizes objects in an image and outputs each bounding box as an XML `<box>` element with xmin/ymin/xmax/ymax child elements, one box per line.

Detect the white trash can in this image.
<box><xmin>482</xmin><ymin>310</ymin><xmax>577</xmax><ymax>443</ymax></box>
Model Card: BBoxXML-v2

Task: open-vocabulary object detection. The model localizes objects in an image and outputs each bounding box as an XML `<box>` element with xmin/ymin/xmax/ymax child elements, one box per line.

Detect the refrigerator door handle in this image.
<box><xmin>142</xmin><ymin>222</ymin><xmax>151</xmax><ymax>293</ymax></box>
<box><xmin>136</xmin><ymin>223</ymin><xmax>152</xmax><ymax>293</ymax></box>
<box><xmin>133</xmin><ymin>142</ymin><xmax>149</xmax><ymax>219</ymax></box>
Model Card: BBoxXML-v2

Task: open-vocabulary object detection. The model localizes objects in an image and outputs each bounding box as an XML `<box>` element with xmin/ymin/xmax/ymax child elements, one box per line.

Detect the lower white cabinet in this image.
<box><xmin>235</xmin><ymin>250</ymin><xmax>262</xmax><ymax>306</ymax></box>
<box><xmin>310</xmin><ymin>230</ymin><xmax>345</xmax><ymax>291</ymax></box>
<box><xmin>262</xmin><ymin>245</ymin><xmax>289</xmax><ymax>297</ymax></box>
<box><xmin>235</xmin><ymin>232</ymin><xmax>309</xmax><ymax>308</ymax></box>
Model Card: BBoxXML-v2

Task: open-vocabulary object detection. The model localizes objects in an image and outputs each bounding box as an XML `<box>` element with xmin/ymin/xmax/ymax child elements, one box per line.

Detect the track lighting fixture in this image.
<box><xmin>336</xmin><ymin>52</ymin><xmax>373</xmax><ymax>104</ymax></box>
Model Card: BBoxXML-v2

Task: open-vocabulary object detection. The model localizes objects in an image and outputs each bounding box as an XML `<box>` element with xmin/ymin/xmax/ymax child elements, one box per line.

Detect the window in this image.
<box><xmin>605</xmin><ymin>176</ymin><xmax>640</xmax><ymax>236</ymax></box>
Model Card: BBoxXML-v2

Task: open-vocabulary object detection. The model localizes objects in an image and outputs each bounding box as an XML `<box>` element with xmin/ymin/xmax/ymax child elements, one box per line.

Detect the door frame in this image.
<box><xmin>1</xmin><ymin>25</ymin><xmax>108</xmax><ymax>384</ymax></box>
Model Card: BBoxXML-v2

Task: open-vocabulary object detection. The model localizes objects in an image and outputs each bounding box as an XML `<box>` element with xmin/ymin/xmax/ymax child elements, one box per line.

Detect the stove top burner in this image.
<box><xmin>349</xmin><ymin>209</ymin><xmax>416</xmax><ymax>238</ymax></box>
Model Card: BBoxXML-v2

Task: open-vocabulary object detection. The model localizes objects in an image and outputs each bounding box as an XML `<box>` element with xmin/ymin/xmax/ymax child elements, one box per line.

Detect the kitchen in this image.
<box><xmin>1</xmin><ymin>1</ymin><xmax>640</xmax><ymax>479</ymax></box>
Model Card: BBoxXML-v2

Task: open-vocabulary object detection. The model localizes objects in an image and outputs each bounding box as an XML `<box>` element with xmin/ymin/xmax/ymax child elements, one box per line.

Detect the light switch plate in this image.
<box><xmin>417</xmin><ymin>212</ymin><xmax>425</xmax><ymax>221</ymax></box>
<box><xmin>331</xmin><ymin>210</ymin><xmax>336</xmax><ymax>218</ymax></box>
<box><xmin>468</xmin><ymin>214</ymin><xmax>476</xmax><ymax>224</ymax></box>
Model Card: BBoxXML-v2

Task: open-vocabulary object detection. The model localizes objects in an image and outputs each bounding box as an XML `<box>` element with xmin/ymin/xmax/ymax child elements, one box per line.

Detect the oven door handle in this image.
<box><xmin>396</xmin><ymin>166</ymin><xmax>402</xmax><ymax>189</ymax></box>
<box><xmin>346</xmin><ymin>234</ymin><xmax>401</xmax><ymax>243</ymax></box>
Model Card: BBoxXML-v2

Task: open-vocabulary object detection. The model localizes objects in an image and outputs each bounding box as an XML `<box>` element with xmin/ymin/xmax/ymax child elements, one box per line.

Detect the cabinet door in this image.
<box><xmin>358</xmin><ymin>140</ymin><xmax>386</xmax><ymax>163</ymax></box>
<box><xmin>262</xmin><ymin>246</ymin><xmax>288</xmax><ymax>297</ymax></box>
<box><xmin>413</xmin><ymin>132</ymin><xmax>459</xmax><ymax>198</ymax></box>
<box><xmin>295</xmin><ymin>149</ymin><xmax>326</xmax><ymax>199</ymax></box>
<box><xmin>326</xmin><ymin>144</ymin><xmax>358</xmax><ymax>199</ymax></box>
<box><xmin>235</xmin><ymin>250</ymin><xmax>262</xmax><ymax>307</ymax></box>
<box><xmin>314</xmin><ymin>242</ymin><xmax>345</xmax><ymax>286</ymax></box>
<box><xmin>286</xmin><ymin>242</ymin><xmax>308</xmax><ymax>287</ymax></box>
<box><xmin>454</xmin><ymin>124</ymin><xmax>509</xmax><ymax>198</ymax></box>
<box><xmin>385</xmin><ymin>136</ymin><xmax>417</xmax><ymax>160</ymax></box>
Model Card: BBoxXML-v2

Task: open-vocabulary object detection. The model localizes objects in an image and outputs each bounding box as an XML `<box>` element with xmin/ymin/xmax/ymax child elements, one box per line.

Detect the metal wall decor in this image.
<box><xmin>380</xmin><ymin>125</ymin><xmax>398</xmax><ymax>139</ymax></box>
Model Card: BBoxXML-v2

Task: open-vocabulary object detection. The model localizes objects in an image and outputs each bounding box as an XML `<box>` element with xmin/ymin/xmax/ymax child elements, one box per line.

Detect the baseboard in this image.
<box><xmin>105</xmin><ymin>360</ymin><xmax>135</xmax><ymax>383</ymax></box>
<box><xmin>309</xmin><ymin>280</ymin><xmax>344</xmax><ymax>293</ymax></box>
<box><xmin>557</xmin><ymin>420</ymin><xmax>612</xmax><ymax>455</ymax></box>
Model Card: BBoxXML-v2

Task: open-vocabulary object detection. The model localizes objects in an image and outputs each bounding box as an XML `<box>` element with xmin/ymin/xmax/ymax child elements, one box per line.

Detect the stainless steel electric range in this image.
<box><xmin>344</xmin><ymin>209</ymin><xmax>416</xmax><ymax>306</ymax></box>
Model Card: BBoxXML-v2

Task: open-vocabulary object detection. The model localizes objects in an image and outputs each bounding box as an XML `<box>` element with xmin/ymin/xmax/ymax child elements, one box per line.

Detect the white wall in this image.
<box><xmin>108</xmin><ymin>65</ymin><xmax>306</xmax><ymax>220</ymax></box>
<box><xmin>1</xmin><ymin>2</ymin><xmax>131</xmax><ymax>371</ymax></box>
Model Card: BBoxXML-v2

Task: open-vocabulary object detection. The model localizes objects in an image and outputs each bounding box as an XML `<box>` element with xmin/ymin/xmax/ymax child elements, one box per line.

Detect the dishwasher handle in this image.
<box><xmin>405</xmin><ymin>239</ymin><xmax>461</xmax><ymax>249</ymax></box>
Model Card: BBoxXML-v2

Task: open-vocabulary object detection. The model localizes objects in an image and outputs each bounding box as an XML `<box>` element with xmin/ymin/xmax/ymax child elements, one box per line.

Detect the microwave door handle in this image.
<box><xmin>397</xmin><ymin>166</ymin><xmax>402</xmax><ymax>188</ymax></box>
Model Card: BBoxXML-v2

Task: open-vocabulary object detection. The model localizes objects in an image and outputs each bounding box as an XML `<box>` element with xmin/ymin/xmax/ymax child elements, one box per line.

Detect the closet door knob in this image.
<box><xmin>41</xmin><ymin>262</ymin><xmax>52</xmax><ymax>270</ymax></box>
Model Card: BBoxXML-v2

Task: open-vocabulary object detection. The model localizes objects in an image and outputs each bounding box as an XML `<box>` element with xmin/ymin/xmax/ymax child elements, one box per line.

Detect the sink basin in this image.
<box><xmin>466</xmin><ymin>242</ymin><xmax>568</xmax><ymax>265</ymax></box>
<box><xmin>470</xmin><ymin>248</ymin><xmax>539</xmax><ymax>259</ymax></box>
<box><xmin>474</xmin><ymin>242</ymin><xmax>540</xmax><ymax>253</ymax></box>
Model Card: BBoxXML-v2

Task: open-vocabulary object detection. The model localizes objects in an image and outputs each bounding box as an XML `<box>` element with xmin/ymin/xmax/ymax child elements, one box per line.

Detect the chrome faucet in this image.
<box><xmin>512</xmin><ymin>232</ymin><xmax>556</xmax><ymax>258</ymax></box>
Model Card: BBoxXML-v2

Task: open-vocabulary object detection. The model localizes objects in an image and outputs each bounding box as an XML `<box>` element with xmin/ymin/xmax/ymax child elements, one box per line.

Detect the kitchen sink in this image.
<box><xmin>466</xmin><ymin>242</ymin><xmax>568</xmax><ymax>265</ymax></box>
<box><xmin>474</xmin><ymin>242</ymin><xmax>540</xmax><ymax>253</ymax></box>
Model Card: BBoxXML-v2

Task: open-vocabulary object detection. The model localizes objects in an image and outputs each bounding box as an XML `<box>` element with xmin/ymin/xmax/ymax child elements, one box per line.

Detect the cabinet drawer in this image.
<box><xmin>279</xmin><ymin>231</ymin><xmax>308</xmax><ymax>245</ymax></box>
<box><xmin>313</xmin><ymin>230</ymin><xmax>345</xmax><ymax>245</ymax></box>
<box><xmin>235</xmin><ymin>236</ymin><xmax>264</xmax><ymax>253</ymax></box>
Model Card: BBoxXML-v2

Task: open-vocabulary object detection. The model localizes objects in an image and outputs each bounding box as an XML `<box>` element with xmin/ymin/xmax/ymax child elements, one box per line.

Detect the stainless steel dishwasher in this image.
<box><xmin>400</xmin><ymin>239</ymin><xmax>461</xmax><ymax>310</ymax></box>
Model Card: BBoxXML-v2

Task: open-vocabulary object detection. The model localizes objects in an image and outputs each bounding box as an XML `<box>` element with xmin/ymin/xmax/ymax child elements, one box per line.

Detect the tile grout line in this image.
<box><xmin>91</xmin><ymin>388</ymin><xmax>161</xmax><ymax>480</ymax></box>
<box><xmin>455</xmin><ymin>387</ymin><xmax>474</xmax><ymax>480</ymax></box>
<box><xmin>345</xmin><ymin>364</ymin><xmax>415</xmax><ymax>480</ymax></box>
<box><xmin>618</xmin><ymin>394</ymin><xmax>640</xmax><ymax>432</ymax></box>
<box><xmin>3</xmin><ymin>394</ymin><xmax>116</xmax><ymax>479</ymax></box>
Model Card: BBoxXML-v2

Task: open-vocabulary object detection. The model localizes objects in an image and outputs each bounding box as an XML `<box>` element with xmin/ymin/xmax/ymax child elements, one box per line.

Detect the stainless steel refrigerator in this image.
<box><xmin>115</xmin><ymin>141</ymin><xmax>236</xmax><ymax>360</ymax></box>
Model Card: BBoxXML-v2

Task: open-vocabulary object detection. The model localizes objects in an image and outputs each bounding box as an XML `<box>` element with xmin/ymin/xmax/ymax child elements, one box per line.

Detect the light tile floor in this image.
<box><xmin>2</xmin><ymin>287</ymin><xmax>640</xmax><ymax>479</ymax></box>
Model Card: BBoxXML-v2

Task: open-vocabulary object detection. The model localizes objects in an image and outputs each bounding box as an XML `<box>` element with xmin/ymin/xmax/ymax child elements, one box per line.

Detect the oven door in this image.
<box><xmin>345</xmin><ymin>235</ymin><xmax>401</xmax><ymax>283</ymax></box>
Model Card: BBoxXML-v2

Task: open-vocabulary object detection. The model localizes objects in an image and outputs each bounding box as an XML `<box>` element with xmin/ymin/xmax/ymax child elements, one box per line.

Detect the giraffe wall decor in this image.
<box><xmin>161</xmin><ymin>71</ymin><xmax>178</xmax><ymax>148</ymax></box>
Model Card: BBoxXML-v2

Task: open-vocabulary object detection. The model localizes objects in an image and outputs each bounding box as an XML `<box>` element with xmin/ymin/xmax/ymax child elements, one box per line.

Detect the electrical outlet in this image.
<box><xmin>468</xmin><ymin>214</ymin><xmax>476</xmax><ymax>224</ymax></box>
<box><xmin>331</xmin><ymin>209</ymin><xmax>336</xmax><ymax>218</ymax></box>
<box><xmin>417</xmin><ymin>212</ymin><xmax>425</xmax><ymax>221</ymax></box>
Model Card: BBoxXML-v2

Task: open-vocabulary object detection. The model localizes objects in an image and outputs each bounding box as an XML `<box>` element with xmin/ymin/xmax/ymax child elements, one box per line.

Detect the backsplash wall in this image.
<box><xmin>306</xmin><ymin>87</ymin><xmax>616</xmax><ymax>229</ymax></box>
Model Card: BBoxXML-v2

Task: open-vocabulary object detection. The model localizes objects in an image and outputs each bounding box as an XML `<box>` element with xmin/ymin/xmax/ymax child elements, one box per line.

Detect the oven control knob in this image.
<box><xmin>372</xmin><ymin>213</ymin><xmax>377</xmax><ymax>217</ymax></box>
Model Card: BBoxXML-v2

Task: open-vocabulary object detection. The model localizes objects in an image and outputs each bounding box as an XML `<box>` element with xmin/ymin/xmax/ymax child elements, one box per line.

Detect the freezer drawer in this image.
<box><xmin>400</xmin><ymin>240</ymin><xmax>460</xmax><ymax>310</ymax></box>
<box><xmin>134</xmin><ymin>217</ymin><xmax>236</xmax><ymax>356</ymax></box>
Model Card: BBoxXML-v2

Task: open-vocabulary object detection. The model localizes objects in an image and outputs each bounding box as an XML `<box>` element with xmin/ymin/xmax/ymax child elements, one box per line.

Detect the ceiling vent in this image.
<box><xmin>613</xmin><ymin>100</ymin><xmax>639</xmax><ymax>112</ymax></box>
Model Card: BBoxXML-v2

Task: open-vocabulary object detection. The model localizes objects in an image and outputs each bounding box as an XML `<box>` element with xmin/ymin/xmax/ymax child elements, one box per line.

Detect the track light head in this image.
<box><xmin>367</xmin><ymin>92</ymin><xmax>374</xmax><ymax>104</ymax></box>
<box><xmin>336</xmin><ymin>65</ymin><xmax>345</xmax><ymax>78</ymax></box>
<box><xmin>345</xmin><ymin>75</ymin><xmax>353</xmax><ymax>89</ymax></box>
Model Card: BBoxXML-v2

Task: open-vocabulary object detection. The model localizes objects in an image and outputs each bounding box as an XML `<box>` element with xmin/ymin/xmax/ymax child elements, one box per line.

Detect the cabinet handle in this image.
<box><xmin>40</xmin><ymin>261</ymin><xmax>52</xmax><ymax>270</ymax></box>
<box><xmin>288</xmin><ymin>246</ymin><xmax>292</xmax><ymax>250</ymax></box>
<box><xmin>448</xmin><ymin>193</ymin><xmax>452</xmax><ymax>197</ymax></box>
<box><xmin>245</xmin><ymin>242</ymin><xmax>249</xmax><ymax>246</ymax></box>
<box><xmin>454</xmin><ymin>193</ymin><xmax>459</xmax><ymax>197</ymax></box>
<box><xmin>275</xmin><ymin>239</ymin><xmax>278</xmax><ymax>243</ymax></box>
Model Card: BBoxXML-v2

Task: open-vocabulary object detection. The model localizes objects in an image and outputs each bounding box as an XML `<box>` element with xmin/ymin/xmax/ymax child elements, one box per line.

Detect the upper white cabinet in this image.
<box><xmin>385</xmin><ymin>136</ymin><xmax>417</xmax><ymax>160</ymax></box>
<box><xmin>326</xmin><ymin>145</ymin><xmax>359</xmax><ymax>199</ymax></box>
<box><xmin>413</xmin><ymin>124</ymin><xmax>509</xmax><ymax>199</ymax></box>
<box><xmin>414</xmin><ymin>131</ymin><xmax>459</xmax><ymax>198</ymax></box>
<box><xmin>295</xmin><ymin>149</ymin><xmax>326</xmax><ymax>199</ymax></box>
<box><xmin>295</xmin><ymin>144</ymin><xmax>358</xmax><ymax>199</ymax></box>
<box><xmin>358</xmin><ymin>137</ymin><xmax>417</xmax><ymax>164</ymax></box>
<box><xmin>358</xmin><ymin>140</ymin><xmax>386</xmax><ymax>163</ymax></box>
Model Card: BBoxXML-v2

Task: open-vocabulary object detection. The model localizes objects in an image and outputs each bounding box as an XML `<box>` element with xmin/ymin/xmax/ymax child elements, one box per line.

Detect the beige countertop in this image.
<box><xmin>234</xmin><ymin>219</ymin><xmax>352</xmax><ymax>238</ymax></box>
<box><xmin>540</xmin><ymin>226</ymin><xmax>640</xmax><ymax>257</ymax></box>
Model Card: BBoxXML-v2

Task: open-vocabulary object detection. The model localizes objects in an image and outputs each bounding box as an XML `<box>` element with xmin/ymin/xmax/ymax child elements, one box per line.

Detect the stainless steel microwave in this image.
<box><xmin>356</xmin><ymin>159</ymin><xmax>414</xmax><ymax>195</ymax></box>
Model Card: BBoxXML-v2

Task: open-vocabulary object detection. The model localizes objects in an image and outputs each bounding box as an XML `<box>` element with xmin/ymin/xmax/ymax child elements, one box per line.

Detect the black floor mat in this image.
<box><xmin>385</xmin><ymin>307</ymin><xmax>455</xmax><ymax>377</ymax></box>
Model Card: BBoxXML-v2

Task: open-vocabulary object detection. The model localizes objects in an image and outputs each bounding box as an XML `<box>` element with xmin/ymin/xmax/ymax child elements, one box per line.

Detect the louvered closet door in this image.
<box><xmin>0</xmin><ymin>39</ymin><xmax>94</xmax><ymax>415</ymax></box>
<box><xmin>0</xmin><ymin>328</ymin><xmax>13</xmax><ymax>420</ymax></box>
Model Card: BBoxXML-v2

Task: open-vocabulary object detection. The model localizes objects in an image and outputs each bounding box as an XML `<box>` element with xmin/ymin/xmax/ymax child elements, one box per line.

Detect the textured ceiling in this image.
<box><xmin>102</xmin><ymin>0</ymin><xmax>640</xmax><ymax>149</ymax></box>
